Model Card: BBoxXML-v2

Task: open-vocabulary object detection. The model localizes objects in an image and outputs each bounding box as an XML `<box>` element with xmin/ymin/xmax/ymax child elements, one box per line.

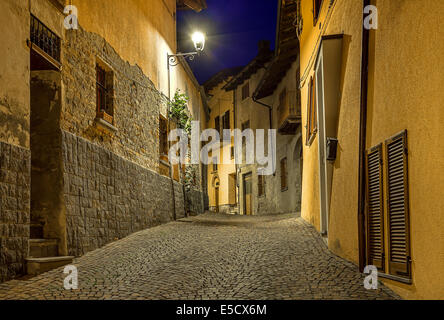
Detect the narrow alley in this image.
<box><xmin>0</xmin><ymin>213</ymin><xmax>398</xmax><ymax>300</ymax></box>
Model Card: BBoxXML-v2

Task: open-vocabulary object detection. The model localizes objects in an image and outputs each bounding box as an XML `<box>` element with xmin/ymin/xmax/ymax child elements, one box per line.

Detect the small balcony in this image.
<box><xmin>277</xmin><ymin>90</ymin><xmax>301</xmax><ymax>135</ymax></box>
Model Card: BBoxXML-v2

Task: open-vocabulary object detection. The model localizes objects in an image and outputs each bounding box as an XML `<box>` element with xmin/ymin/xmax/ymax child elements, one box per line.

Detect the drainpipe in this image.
<box><xmin>252</xmin><ymin>95</ymin><xmax>275</xmax><ymax>176</ymax></box>
<box><xmin>357</xmin><ymin>0</ymin><xmax>371</xmax><ymax>272</ymax></box>
<box><xmin>233</xmin><ymin>88</ymin><xmax>240</xmax><ymax>214</ymax></box>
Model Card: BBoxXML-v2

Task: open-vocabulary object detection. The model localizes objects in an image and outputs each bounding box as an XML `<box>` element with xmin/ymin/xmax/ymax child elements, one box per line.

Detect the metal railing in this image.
<box><xmin>30</xmin><ymin>15</ymin><xmax>61</xmax><ymax>63</ymax></box>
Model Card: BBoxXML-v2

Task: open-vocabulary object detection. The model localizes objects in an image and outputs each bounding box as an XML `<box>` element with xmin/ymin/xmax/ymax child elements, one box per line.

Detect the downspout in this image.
<box><xmin>358</xmin><ymin>0</ymin><xmax>370</xmax><ymax>272</ymax></box>
<box><xmin>233</xmin><ymin>88</ymin><xmax>240</xmax><ymax>214</ymax></box>
<box><xmin>167</xmin><ymin>54</ymin><xmax>177</xmax><ymax>221</ymax></box>
<box><xmin>252</xmin><ymin>95</ymin><xmax>275</xmax><ymax>176</ymax></box>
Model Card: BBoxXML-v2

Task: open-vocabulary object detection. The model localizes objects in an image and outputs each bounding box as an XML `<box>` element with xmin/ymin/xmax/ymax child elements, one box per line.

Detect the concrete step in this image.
<box><xmin>26</xmin><ymin>256</ymin><xmax>74</xmax><ymax>275</ymax></box>
<box><xmin>28</xmin><ymin>239</ymin><xmax>58</xmax><ymax>258</ymax></box>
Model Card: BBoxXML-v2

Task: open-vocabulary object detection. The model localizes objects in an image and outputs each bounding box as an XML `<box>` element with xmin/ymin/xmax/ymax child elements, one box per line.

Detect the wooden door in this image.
<box><xmin>243</xmin><ymin>173</ymin><xmax>252</xmax><ymax>215</ymax></box>
<box><xmin>215</xmin><ymin>187</ymin><xmax>219</xmax><ymax>213</ymax></box>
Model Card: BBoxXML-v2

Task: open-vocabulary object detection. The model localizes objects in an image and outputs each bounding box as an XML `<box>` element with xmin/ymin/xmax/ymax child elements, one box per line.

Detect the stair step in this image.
<box><xmin>26</xmin><ymin>256</ymin><xmax>75</xmax><ymax>275</ymax></box>
<box><xmin>28</xmin><ymin>239</ymin><xmax>58</xmax><ymax>258</ymax></box>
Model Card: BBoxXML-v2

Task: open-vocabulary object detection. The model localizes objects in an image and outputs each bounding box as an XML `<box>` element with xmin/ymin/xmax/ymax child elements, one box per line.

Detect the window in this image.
<box><xmin>306</xmin><ymin>76</ymin><xmax>317</xmax><ymax>146</ymax></box>
<box><xmin>159</xmin><ymin>116</ymin><xmax>168</xmax><ymax>157</ymax></box>
<box><xmin>96</xmin><ymin>61</ymin><xmax>114</xmax><ymax>124</ymax></box>
<box><xmin>280</xmin><ymin>158</ymin><xmax>288</xmax><ymax>191</ymax></box>
<box><xmin>258</xmin><ymin>174</ymin><xmax>265</xmax><ymax>197</ymax></box>
<box><xmin>365</xmin><ymin>131</ymin><xmax>412</xmax><ymax>281</ymax></box>
<box><xmin>223</xmin><ymin>111</ymin><xmax>230</xmax><ymax>130</ymax></box>
<box><xmin>215</xmin><ymin>116</ymin><xmax>220</xmax><ymax>136</ymax></box>
<box><xmin>222</xmin><ymin>111</ymin><xmax>230</xmax><ymax>141</ymax></box>
<box><xmin>313</xmin><ymin>0</ymin><xmax>323</xmax><ymax>25</ymax></box>
<box><xmin>242</xmin><ymin>82</ymin><xmax>250</xmax><ymax>100</ymax></box>
<box><xmin>231</xmin><ymin>146</ymin><xmax>235</xmax><ymax>159</ymax></box>
<box><xmin>385</xmin><ymin>130</ymin><xmax>411</xmax><ymax>280</ymax></box>
<box><xmin>365</xmin><ymin>144</ymin><xmax>385</xmax><ymax>271</ymax></box>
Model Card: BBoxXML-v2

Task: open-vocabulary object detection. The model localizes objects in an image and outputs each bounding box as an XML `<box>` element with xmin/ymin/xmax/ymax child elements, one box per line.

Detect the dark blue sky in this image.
<box><xmin>177</xmin><ymin>0</ymin><xmax>278</xmax><ymax>84</ymax></box>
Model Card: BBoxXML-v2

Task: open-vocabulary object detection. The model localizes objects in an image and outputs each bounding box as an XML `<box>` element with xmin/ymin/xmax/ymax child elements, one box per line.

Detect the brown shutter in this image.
<box><xmin>385</xmin><ymin>130</ymin><xmax>411</xmax><ymax>278</ymax></box>
<box><xmin>215</xmin><ymin>116</ymin><xmax>220</xmax><ymax>136</ymax></box>
<box><xmin>225</xmin><ymin>111</ymin><xmax>230</xmax><ymax>130</ymax></box>
<box><xmin>365</xmin><ymin>144</ymin><xmax>385</xmax><ymax>270</ymax></box>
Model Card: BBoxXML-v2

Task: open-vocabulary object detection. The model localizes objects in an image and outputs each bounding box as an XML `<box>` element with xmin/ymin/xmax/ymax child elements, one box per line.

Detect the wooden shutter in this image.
<box><xmin>215</xmin><ymin>116</ymin><xmax>220</xmax><ymax>136</ymax></box>
<box><xmin>385</xmin><ymin>130</ymin><xmax>411</xmax><ymax>278</ymax></box>
<box><xmin>280</xmin><ymin>158</ymin><xmax>288</xmax><ymax>191</ymax></box>
<box><xmin>224</xmin><ymin>111</ymin><xmax>230</xmax><ymax>130</ymax></box>
<box><xmin>258</xmin><ymin>175</ymin><xmax>264</xmax><ymax>197</ymax></box>
<box><xmin>365</xmin><ymin>144</ymin><xmax>385</xmax><ymax>270</ymax></box>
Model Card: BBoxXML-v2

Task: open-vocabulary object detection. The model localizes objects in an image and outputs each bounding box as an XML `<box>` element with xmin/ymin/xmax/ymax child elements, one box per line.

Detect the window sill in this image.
<box><xmin>378</xmin><ymin>272</ymin><xmax>412</xmax><ymax>285</ymax></box>
<box><xmin>281</xmin><ymin>187</ymin><xmax>288</xmax><ymax>193</ymax></box>
<box><xmin>94</xmin><ymin>117</ymin><xmax>117</xmax><ymax>133</ymax></box>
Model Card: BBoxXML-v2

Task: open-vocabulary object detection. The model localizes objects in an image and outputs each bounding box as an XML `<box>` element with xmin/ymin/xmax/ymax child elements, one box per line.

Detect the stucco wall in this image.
<box><xmin>0</xmin><ymin>0</ymin><xmax>30</xmax><ymax>148</ymax></box>
<box><xmin>365</xmin><ymin>0</ymin><xmax>444</xmax><ymax>300</ymax></box>
<box><xmin>72</xmin><ymin>0</ymin><xmax>203</xmax><ymax>115</ymax></box>
<box><xmin>206</xmin><ymin>82</ymin><xmax>236</xmax><ymax>211</ymax></box>
<box><xmin>299</xmin><ymin>0</ymin><xmax>362</xmax><ymax>262</ymax></box>
<box><xmin>299</xmin><ymin>0</ymin><xmax>444</xmax><ymax>299</ymax></box>
<box><xmin>261</xmin><ymin>60</ymin><xmax>302</xmax><ymax>215</ymax></box>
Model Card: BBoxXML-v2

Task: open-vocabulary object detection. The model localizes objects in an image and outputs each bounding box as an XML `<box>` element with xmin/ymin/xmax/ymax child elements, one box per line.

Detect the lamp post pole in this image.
<box><xmin>166</xmin><ymin>51</ymin><xmax>201</xmax><ymax>220</ymax></box>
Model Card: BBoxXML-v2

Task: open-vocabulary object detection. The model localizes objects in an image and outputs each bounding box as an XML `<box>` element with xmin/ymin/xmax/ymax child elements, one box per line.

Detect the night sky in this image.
<box><xmin>177</xmin><ymin>0</ymin><xmax>278</xmax><ymax>84</ymax></box>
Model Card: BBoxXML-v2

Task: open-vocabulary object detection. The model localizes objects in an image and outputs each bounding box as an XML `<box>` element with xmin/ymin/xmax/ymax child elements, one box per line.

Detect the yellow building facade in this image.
<box><xmin>204</xmin><ymin>69</ymin><xmax>240</xmax><ymax>214</ymax></box>
<box><xmin>298</xmin><ymin>0</ymin><xmax>444</xmax><ymax>299</ymax></box>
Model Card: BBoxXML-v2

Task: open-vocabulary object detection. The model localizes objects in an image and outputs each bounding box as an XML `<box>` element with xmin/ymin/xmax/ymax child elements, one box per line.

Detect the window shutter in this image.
<box><xmin>365</xmin><ymin>144</ymin><xmax>385</xmax><ymax>270</ymax></box>
<box><xmin>258</xmin><ymin>175</ymin><xmax>264</xmax><ymax>197</ymax></box>
<box><xmin>215</xmin><ymin>116</ymin><xmax>220</xmax><ymax>136</ymax></box>
<box><xmin>225</xmin><ymin>111</ymin><xmax>230</xmax><ymax>130</ymax></box>
<box><xmin>385</xmin><ymin>130</ymin><xmax>411</xmax><ymax>278</ymax></box>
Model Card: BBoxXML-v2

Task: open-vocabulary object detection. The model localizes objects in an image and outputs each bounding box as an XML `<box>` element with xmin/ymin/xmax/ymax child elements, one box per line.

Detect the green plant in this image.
<box><xmin>169</xmin><ymin>89</ymin><xmax>192</xmax><ymax>134</ymax></box>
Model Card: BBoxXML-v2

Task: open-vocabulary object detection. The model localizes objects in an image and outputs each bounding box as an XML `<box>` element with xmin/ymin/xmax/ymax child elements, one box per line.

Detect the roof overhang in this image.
<box><xmin>177</xmin><ymin>0</ymin><xmax>207</xmax><ymax>12</ymax></box>
<box><xmin>254</xmin><ymin>0</ymin><xmax>299</xmax><ymax>100</ymax></box>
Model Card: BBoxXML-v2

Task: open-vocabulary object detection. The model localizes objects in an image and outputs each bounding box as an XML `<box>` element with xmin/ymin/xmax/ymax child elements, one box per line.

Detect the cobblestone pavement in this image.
<box><xmin>0</xmin><ymin>213</ymin><xmax>400</xmax><ymax>300</ymax></box>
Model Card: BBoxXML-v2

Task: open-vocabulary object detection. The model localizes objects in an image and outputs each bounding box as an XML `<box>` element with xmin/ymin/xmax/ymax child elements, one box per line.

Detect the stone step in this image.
<box><xmin>26</xmin><ymin>256</ymin><xmax>75</xmax><ymax>276</ymax></box>
<box><xmin>28</xmin><ymin>239</ymin><xmax>58</xmax><ymax>258</ymax></box>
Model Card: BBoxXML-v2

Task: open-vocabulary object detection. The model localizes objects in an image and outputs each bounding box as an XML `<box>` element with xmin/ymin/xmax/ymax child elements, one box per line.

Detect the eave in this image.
<box><xmin>177</xmin><ymin>0</ymin><xmax>207</xmax><ymax>12</ymax></box>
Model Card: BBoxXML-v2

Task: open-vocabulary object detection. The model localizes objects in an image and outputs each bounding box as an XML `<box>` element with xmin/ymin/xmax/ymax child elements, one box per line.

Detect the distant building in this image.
<box><xmin>254</xmin><ymin>0</ymin><xmax>303</xmax><ymax>216</ymax></box>
<box><xmin>203</xmin><ymin>67</ymin><xmax>243</xmax><ymax>214</ymax></box>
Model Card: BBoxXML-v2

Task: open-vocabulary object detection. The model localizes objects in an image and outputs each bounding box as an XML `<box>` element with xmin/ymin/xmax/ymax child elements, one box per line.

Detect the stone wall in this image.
<box><xmin>0</xmin><ymin>141</ymin><xmax>30</xmax><ymax>283</ymax></box>
<box><xmin>61</xmin><ymin>131</ymin><xmax>199</xmax><ymax>256</ymax></box>
<box><xmin>185</xmin><ymin>188</ymin><xmax>204</xmax><ymax>216</ymax></box>
<box><xmin>61</xmin><ymin>26</ymin><xmax>165</xmax><ymax>172</ymax></box>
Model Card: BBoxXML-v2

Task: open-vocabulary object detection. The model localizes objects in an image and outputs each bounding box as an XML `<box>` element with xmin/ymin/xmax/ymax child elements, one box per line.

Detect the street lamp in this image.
<box><xmin>167</xmin><ymin>31</ymin><xmax>206</xmax><ymax>78</ymax></box>
<box><xmin>166</xmin><ymin>31</ymin><xmax>205</xmax><ymax>220</ymax></box>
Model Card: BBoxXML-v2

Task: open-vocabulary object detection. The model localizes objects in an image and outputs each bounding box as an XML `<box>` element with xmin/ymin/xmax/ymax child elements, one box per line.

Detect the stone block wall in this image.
<box><xmin>62</xmin><ymin>131</ymin><xmax>200</xmax><ymax>256</ymax></box>
<box><xmin>185</xmin><ymin>188</ymin><xmax>205</xmax><ymax>216</ymax></box>
<box><xmin>0</xmin><ymin>141</ymin><xmax>30</xmax><ymax>283</ymax></box>
<box><xmin>61</xmin><ymin>26</ymin><xmax>165</xmax><ymax>172</ymax></box>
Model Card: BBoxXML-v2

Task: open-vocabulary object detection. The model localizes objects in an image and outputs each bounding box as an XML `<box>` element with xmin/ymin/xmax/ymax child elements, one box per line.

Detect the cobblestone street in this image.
<box><xmin>0</xmin><ymin>213</ymin><xmax>399</xmax><ymax>300</ymax></box>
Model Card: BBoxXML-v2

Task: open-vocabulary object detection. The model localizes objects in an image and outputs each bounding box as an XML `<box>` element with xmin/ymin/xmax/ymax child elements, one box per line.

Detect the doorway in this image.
<box><xmin>243</xmin><ymin>172</ymin><xmax>252</xmax><ymax>215</ymax></box>
<box><xmin>215</xmin><ymin>187</ymin><xmax>219</xmax><ymax>213</ymax></box>
<box><xmin>315</xmin><ymin>51</ymin><xmax>329</xmax><ymax>235</ymax></box>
